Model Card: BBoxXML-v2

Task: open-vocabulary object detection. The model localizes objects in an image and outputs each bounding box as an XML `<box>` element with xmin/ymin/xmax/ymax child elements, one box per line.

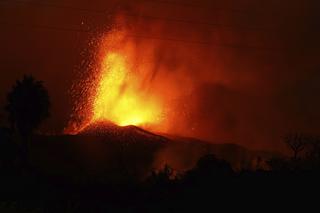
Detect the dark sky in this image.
<box><xmin>1</xmin><ymin>0</ymin><xmax>320</xmax><ymax>151</ymax></box>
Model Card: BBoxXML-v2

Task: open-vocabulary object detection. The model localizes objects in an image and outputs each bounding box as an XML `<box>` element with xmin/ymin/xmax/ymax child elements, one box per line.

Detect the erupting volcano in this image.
<box><xmin>68</xmin><ymin>16</ymin><xmax>200</xmax><ymax>137</ymax></box>
<box><xmin>68</xmin><ymin>28</ymin><xmax>173</xmax><ymax>134</ymax></box>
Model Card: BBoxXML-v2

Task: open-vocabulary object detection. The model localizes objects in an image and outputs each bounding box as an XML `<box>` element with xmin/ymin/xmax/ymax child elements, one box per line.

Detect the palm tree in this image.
<box><xmin>5</xmin><ymin>75</ymin><xmax>50</xmax><ymax>164</ymax></box>
<box><xmin>6</xmin><ymin>75</ymin><xmax>50</xmax><ymax>136</ymax></box>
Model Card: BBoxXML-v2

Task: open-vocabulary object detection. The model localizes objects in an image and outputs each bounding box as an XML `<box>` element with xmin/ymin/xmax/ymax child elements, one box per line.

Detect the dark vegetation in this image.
<box><xmin>0</xmin><ymin>76</ymin><xmax>319</xmax><ymax>211</ymax></box>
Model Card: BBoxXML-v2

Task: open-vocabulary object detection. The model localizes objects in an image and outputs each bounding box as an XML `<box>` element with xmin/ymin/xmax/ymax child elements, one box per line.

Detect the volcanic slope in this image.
<box><xmin>28</xmin><ymin>122</ymin><xmax>279</xmax><ymax>181</ymax></box>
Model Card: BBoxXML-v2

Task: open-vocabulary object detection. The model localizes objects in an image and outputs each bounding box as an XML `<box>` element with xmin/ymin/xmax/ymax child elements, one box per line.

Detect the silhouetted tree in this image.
<box><xmin>284</xmin><ymin>134</ymin><xmax>307</xmax><ymax>160</ymax></box>
<box><xmin>5</xmin><ymin>75</ymin><xmax>50</xmax><ymax>164</ymax></box>
<box><xmin>6</xmin><ymin>75</ymin><xmax>50</xmax><ymax>136</ymax></box>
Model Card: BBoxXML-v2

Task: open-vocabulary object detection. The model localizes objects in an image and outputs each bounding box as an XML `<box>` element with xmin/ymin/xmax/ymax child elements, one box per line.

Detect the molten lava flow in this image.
<box><xmin>91</xmin><ymin>51</ymin><xmax>164</xmax><ymax>128</ymax></box>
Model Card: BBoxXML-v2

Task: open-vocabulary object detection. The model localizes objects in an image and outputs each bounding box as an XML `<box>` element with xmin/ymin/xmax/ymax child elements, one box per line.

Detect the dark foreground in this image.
<box><xmin>0</xmin><ymin>167</ymin><xmax>319</xmax><ymax>212</ymax></box>
<box><xmin>1</xmin><ymin>130</ymin><xmax>320</xmax><ymax>211</ymax></box>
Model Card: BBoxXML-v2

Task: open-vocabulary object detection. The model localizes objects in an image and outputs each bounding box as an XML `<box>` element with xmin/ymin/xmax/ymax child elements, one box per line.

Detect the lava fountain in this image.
<box><xmin>68</xmin><ymin>28</ymin><xmax>169</xmax><ymax>134</ymax></box>
<box><xmin>92</xmin><ymin>51</ymin><xmax>164</xmax><ymax>127</ymax></box>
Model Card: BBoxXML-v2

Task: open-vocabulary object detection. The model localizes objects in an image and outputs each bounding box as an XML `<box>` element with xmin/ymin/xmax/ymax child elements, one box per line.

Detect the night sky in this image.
<box><xmin>1</xmin><ymin>0</ymin><xmax>320</xmax><ymax>151</ymax></box>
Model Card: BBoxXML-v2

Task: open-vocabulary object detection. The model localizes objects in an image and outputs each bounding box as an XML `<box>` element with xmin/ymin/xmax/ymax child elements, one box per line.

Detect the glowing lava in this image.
<box><xmin>91</xmin><ymin>51</ymin><xmax>163</xmax><ymax>128</ymax></box>
<box><xmin>67</xmin><ymin>29</ymin><xmax>172</xmax><ymax>135</ymax></box>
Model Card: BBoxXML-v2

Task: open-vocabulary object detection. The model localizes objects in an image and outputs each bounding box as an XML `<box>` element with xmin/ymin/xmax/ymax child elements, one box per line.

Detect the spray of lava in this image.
<box><xmin>67</xmin><ymin>28</ymin><xmax>169</xmax><ymax>134</ymax></box>
<box><xmin>92</xmin><ymin>51</ymin><xmax>164</xmax><ymax>127</ymax></box>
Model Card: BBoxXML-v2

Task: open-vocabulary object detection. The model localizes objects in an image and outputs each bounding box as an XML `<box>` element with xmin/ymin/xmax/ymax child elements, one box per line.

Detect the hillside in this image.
<box><xmin>27</xmin><ymin>123</ymin><xmax>279</xmax><ymax>181</ymax></box>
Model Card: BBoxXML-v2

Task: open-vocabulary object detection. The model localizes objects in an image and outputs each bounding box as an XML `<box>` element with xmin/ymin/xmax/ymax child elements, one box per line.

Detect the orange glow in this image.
<box><xmin>91</xmin><ymin>51</ymin><xmax>164</xmax><ymax>127</ymax></box>
<box><xmin>66</xmin><ymin>24</ymin><xmax>191</xmax><ymax>136</ymax></box>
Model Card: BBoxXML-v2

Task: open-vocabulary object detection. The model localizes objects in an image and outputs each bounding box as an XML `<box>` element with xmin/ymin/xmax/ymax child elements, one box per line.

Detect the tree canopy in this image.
<box><xmin>5</xmin><ymin>75</ymin><xmax>50</xmax><ymax>136</ymax></box>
